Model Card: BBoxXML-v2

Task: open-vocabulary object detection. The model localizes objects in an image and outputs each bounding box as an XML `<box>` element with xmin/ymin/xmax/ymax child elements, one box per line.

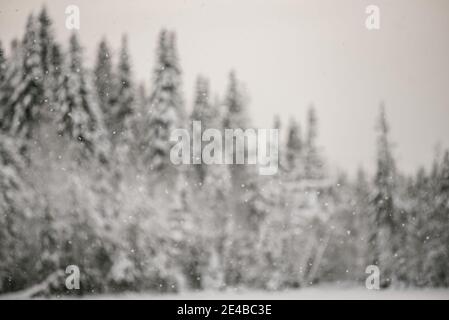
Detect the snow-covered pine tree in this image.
<box><xmin>191</xmin><ymin>75</ymin><xmax>212</xmax><ymax>125</ymax></box>
<box><xmin>281</xmin><ymin>116</ymin><xmax>305</xmax><ymax>243</ymax></box>
<box><xmin>281</xmin><ymin>109</ymin><xmax>332</xmax><ymax>287</ymax></box>
<box><xmin>280</xmin><ymin>117</ymin><xmax>308</xmax><ymax>286</ymax></box>
<box><xmin>221</xmin><ymin>71</ymin><xmax>265</xmax><ymax>286</ymax></box>
<box><xmin>223</xmin><ymin>71</ymin><xmax>248</xmax><ymax>130</ymax></box>
<box><xmin>38</xmin><ymin>6</ymin><xmax>55</xmax><ymax>118</ymax></box>
<box><xmin>185</xmin><ymin>78</ymin><xmax>235</xmax><ymax>289</ymax></box>
<box><xmin>50</xmin><ymin>43</ymin><xmax>66</xmax><ymax>117</ymax></box>
<box><xmin>0</xmin><ymin>40</ymin><xmax>22</xmax><ymax>133</ymax></box>
<box><xmin>136</xmin><ymin>83</ymin><xmax>147</xmax><ymax>120</ymax></box>
<box><xmin>112</xmin><ymin>35</ymin><xmax>135</xmax><ymax>144</ymax></box>
<box><xmin>223</xmin><ymin>72</ymin><xmax>251</xmax><ymax>191</ymax></box>
<box><xmin>304</xmin><ymin>105</ymin><xmax>324</xmax><ymax>180</ymax></box>
<box><xmin>94</xmin><ymin>38</ymin><xmax>115</xmax><ymax>133</ymax></box>
<box><xmin>133</xmin><ymin>83</ymin><xmax>149</xmax><ymax>161</ymax></box>
<box><xmin>372</xmin><ymin>104</ymin><xmax>398</xmax><ymax>287</ymax></box>
<box><xmin>38</xmin><ymin>7</ymin><xmax>53</xmax><ymax>81</ymax></box>
<box><xmin>189</xmin><ymin>91</ymin><xmax>233</xmax><ymax>289</ymax></box>
<box><xmin>222</xmin><ymin>70</ymin><xmax>252</xmax><ymax>233</ymax></box>
<box><xmin>191</xmin><ymin>75</ymin><xmax>216</xmax><ymax>183</ymax></box>
<box><xmin>243</xmin><ymin>115</ymin><xmax>287</xmax><ymax>289</ymax></box>
<box><xmin>145</xmin><ymin>29</ymin><xmax>184</xmax><ymax>173</ymax></box>
<box><xmin>9</xmin><ymin>14</ymin><xmax>45</xmax><ymax>139</ymax></box>
<box><xmin>286</xmin><ymin>117</ymin><xmax>303</xmax><ymax>173</ymax></box>
<box><xmin>273</xmin><ymin>114</ymin><xmax>281</xmax><ymax>130</ymax></box>
<box><xmin>222</xmin><ymin>71</ymin><xmax>251</xmax><ymax>193</ymax></box>
<box><xmin>138</xmin><ymin>30</ymin><xmax>188</xmax><ymax>290</ymax></box>
<box><xmin>57</xmin><ymin>33</ymin><xmax>109</xmax><ymax>161</ymax></box>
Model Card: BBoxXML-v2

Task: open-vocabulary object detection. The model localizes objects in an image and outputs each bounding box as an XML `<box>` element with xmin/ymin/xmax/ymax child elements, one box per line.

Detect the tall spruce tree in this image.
<box><xmin>38</xmin><ymin>7</ymin><xmax>53</xmax><ymax>79</ymax></box>
<box><xmin>133</xmin><ymin>83</ymin><xmax>148</xmax><ymax>158</ymax></box>
<box><xmin>38</xmin><ymin>6</ymin><xmax>55</xmax><ymax>113</ymax></box>
<box><xmin>9</xmin><ymin>14</ymin><xmax>44</xmax><ymax>139</ymax></box>
<box><xmin>113</xmin><ymin>35</ymin><xmax>135</xmax><ymax>141</ymax></box>
<box><xmin>373</xmin><ymin>104</ymin><xmax>397</xmax><ymax>287</ymax></box>
<box><xmin>286</xmin><ymin>117</ymin><xmax>302</xmax><ymax>172</ymax></box>
<box><xmin>304</xmin><ymin>105</ymin><xmax>323</xmax><ymax>180</ymax></box>
<box><xmin>223</xmin><ymin>71</ymin><xmax>249</xmax><ymax>174</ymax></box>
<box><xmin>191</xmin><ymin>75</ymin><xmax>215</xmax><ymax>183</ymax></box>
<box><xmin>191</xmin><ymin>76</ymin><xmax>214</xmax><ymax>126</ymax></box>
<box><xmin>111</xmin><ymin>36</ymin><xmax>137</xmax><ymax>168</ymax></box>
<box><xmin>223</xmin><ymin>71</ymin><xmax>248</xmax><ymax>130</ymax></box>
<box><xmin>273</xmin><ymin>114</ymin><xmax>281</xmax><ymax>130</ymax></box>
<box><xmin>50</xmin><ymin>43</ymin><xmax>66</xmax><ymax>116</ymax></box>
<box><xmin>57</xmin><ymin>33</ymin><xmax>109</xmax><ymax>160</ymax></box>
<box><xmin>0</xmin><ymin>40</ymin><xmax>22</xmax><ymax>133</ymax></box>
<box><xmin>145</xmin><ymin>29</ymin><xmax>184</xmax><ymax>172</ymax></box>
<box><xmin>222</xmin><ymin>70</ymin><xmax>251</xmax><ymax>195</ymax></box>
<box><xmin>221</xmin><ymin>70</ymin><xmax>257</xmax><ymax>283</ymax></box>
<box><xmin>94</xmin><ymin>38</ymin><xmax>115</xmax><ymax>127</ymax></box>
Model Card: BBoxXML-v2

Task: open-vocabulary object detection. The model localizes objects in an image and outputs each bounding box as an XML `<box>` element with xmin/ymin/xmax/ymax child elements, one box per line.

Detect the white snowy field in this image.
<box><xmin>84</xmin><ymin>287</ymin><xmax>449</xmax><ymax>300</ymax></box>
<box><xmin>1</xmin><ymin>284</ymin><xmax>449</xmax><ymax>300</ymax></box>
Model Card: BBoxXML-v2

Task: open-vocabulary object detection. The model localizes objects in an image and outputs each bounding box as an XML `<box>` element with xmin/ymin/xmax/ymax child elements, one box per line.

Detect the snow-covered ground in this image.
<box><xmin>68</xmin><ymin>286</ymin><xmax>449</xmax><ymax>300</ymax></box>
<box><xmin>2</xmin><ymin>284</ymin><xmax>448</xmax><ymax>300</ymax></box>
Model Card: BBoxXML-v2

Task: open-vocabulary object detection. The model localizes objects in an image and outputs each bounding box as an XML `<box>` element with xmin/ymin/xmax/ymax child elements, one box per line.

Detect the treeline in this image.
<box><xmin>0</xmin><ymin>7</ymin><xmax>448</xmax><ymax>296</ymax></box>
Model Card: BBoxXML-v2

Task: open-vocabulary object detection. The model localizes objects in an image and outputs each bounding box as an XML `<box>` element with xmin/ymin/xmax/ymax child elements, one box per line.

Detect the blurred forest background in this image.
<box><xmin>0</xmin><ymin>7</ymin><xmax>448</xmax><ymax>296</ymax></box>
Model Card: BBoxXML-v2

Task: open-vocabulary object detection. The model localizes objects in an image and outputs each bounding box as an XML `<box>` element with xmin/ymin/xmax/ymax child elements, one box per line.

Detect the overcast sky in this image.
<box><xmin>1</xmin><ymin>0</ymin><xmax>448</xmax><ymax>175</ymax></box>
